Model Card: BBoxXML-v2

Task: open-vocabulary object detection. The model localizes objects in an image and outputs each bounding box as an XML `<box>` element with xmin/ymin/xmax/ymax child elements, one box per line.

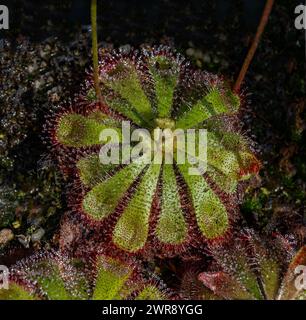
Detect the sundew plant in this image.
<box><xmin>49</xmin><ymin>46</ymin><xmax>259</xmax><ymax>255</ymax></box>
<box><xmin>181</xmin><ymin>230</ymin><xmax>306</xmax><ymax>300</ymax></box>
<box><xmin>0</xmin><ymin>250</ymin><xmax>173</xmax><ymax>300</ymax></box>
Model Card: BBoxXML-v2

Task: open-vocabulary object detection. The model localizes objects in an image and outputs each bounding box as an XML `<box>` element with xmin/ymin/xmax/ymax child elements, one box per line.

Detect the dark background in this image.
<box><xmin>0</xmin><ymin>1</ymin><xmax>305</xmax><ymax>264</ymax></box>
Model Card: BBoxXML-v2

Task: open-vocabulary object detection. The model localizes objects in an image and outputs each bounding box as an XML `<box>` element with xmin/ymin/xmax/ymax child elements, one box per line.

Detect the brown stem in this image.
<box><xmin>91</xmin><ymin>0</ymin><xmax>103</xmax><ymax>105</ymax></box>
<box><xmin>233</xmin><ymin>0</ymin><xmax>275</xmax><ymax>93</ymax></box>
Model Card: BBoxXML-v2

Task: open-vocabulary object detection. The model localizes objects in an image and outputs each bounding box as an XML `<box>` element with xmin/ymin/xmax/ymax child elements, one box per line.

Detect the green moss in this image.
<box><xmin>242</xmin><ymin>197</ymin><xmax>262</xmax><ymax>213</ymax></box>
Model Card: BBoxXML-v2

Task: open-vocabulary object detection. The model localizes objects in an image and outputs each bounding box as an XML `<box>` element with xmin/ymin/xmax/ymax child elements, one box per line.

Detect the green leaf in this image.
<box><xmin>77</xmin><ymin>154</ymin><xmax>118</xmax><ymax>188</ymax></box>
<box><xmin>29</xmin><ymin>259</ymin><xmax>88</xmax><ymax>300</ymax></box>
<box><xmin>92</xmin><ymin>256</ymin><xmax>133</xmax><ymax>300</ymax></box>
<box><xmin>155</xmin><ymin>164</ymin><xmax>187</xmax><ymax>244</ymax></box>
<box><xmin>206</xmin><ymin>132</ymin><xmax>240</xmax><ymax>193</ymax></box>
<box><xmin>135</xmin><ymin>285</ymin><xmax>166</xmax><ymax>300</ymax></box>
<box><xmin>148</xmin><ymin>55</ymin><xmax>180</xmax><ymax>118</ymax></box>
<box><xmin>103</xmin><ymin>93</ymin><xmax>146</xmax><ymax>126</ymax></box>
<box><xmin>56</xmin><ymin>113</ymin><xmax>120</xmax><ymax>147</ymax></box>
<box><xmin>212</xmin><ymin>245</ymin><xmax>263</xmax><ymax>300</ymax></box>
<box><xmin>113</xmin><ymin>164</ymin><xmax>161</xmax><ymax>252</ymax></box>
<box><xmin>199</xmin><ymin>272</ymin><xmax>255</xmax><ymax>300</ymax></box>
<box><xmin>83</xmin><ymin>163</ymin><xmax>146</xmax><ymax>220</ymax></box>
<box><xmin>0</xmin><ymin>283</ymin><xmax>37</xmax><ymax>300</ymax></box>
<box><xmin>175</xmin><ymin>88</ymin><xmax>240</xmax><ymax>129</ymax></box>
<box><xmin>278</xmin><ymin>246</ymin><xmax>306</xmax><ymax>300</ymax></box>
<box><xmin>259</xmin><ymin>258</ymin><xmax>280</xmax><ymax>300</ymax></box>
<box><xmin>101</xmin><ymin>60</ymin><xmax>154</xmax><ymax>124</ymax></box>
<box><xmin>178</xmin><ymin>163</ymin><xmax>229</xmax><ymax>239</ymax></box>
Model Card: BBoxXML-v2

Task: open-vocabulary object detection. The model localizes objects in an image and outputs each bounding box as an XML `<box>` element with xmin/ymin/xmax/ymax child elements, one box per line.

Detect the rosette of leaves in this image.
<box><xmin>182</xmin><ymin>230</ymin><xmax>306</xmax><ymax>300</ymax></box>
<box><xmin>0</xmin><ymin>250</ymin><xmax>170</xmax><ymax>300</ymax></box>
<box><xmin>49</xmin><ymin>46</ymin><xmax>259</xmax><ymax>255</ymax></box>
